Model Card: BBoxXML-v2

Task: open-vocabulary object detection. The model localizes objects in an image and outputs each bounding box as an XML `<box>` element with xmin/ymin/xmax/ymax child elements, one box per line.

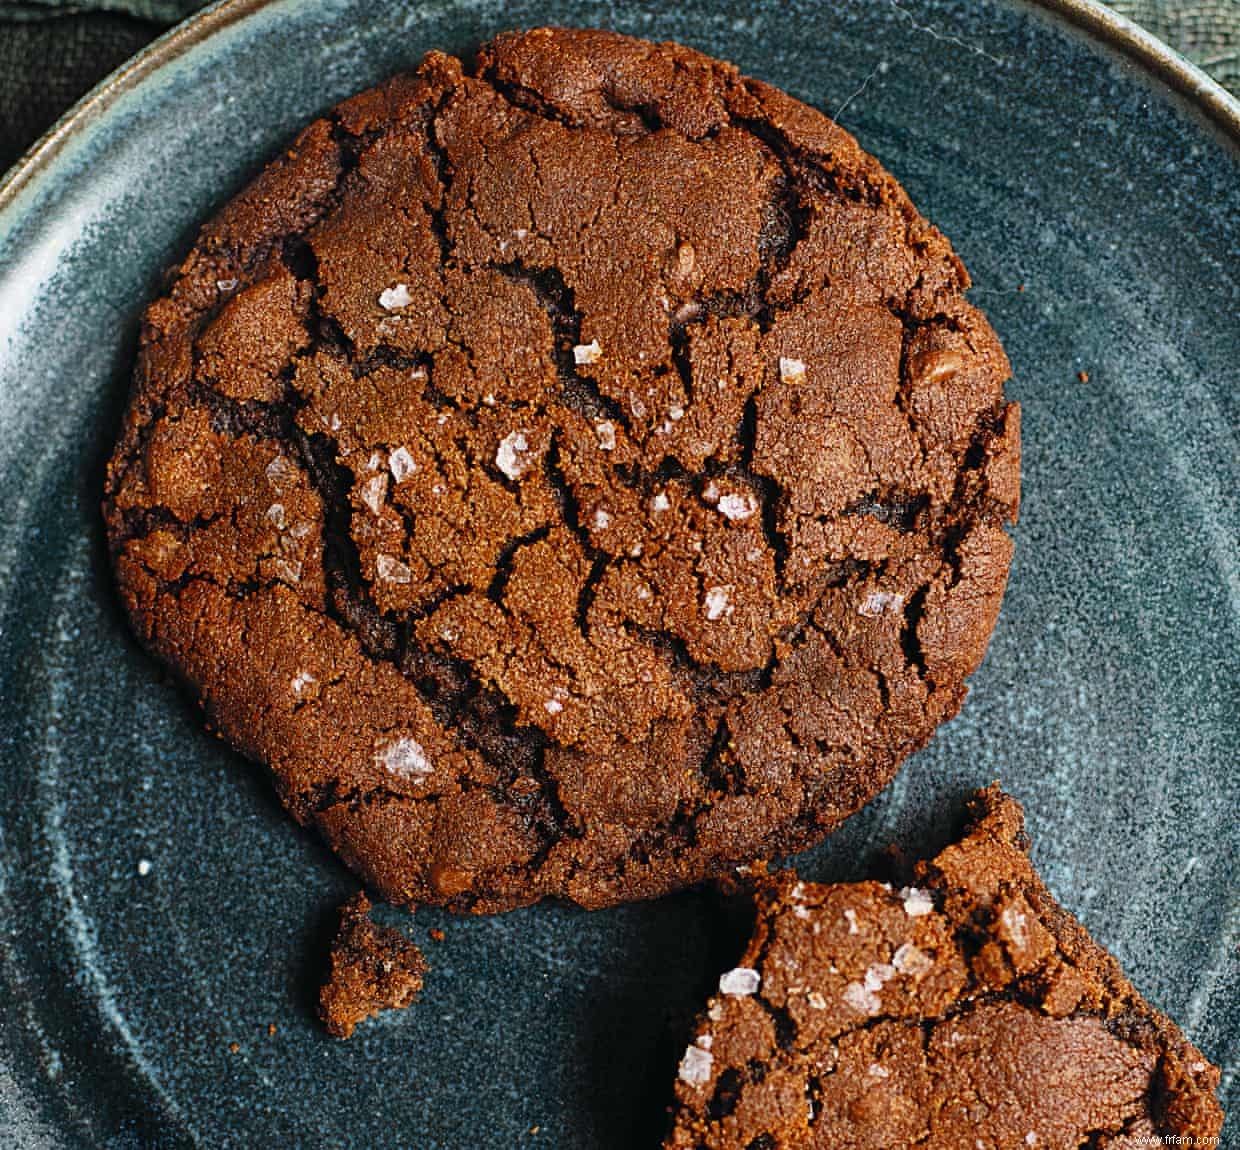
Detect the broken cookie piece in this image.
<box><xmin>319</xmin><ymin>893</ymin><xmax>427</xmax><ymax>1039</ymax></box>
<box><xmin>665</xmin><ymin>787</ymin><xmax>1223</xmax><ymax>1148</ymax></box>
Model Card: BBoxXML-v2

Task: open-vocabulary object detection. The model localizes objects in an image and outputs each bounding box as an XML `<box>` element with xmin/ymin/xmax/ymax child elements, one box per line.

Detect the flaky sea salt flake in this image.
<box><xmin>864</xmin><ymin>963</ymin><xmax>895</xmax><ymax>993</ymax></box>
<box><xmin>704</xmin><ymin>585</ymin><xmax>732</xmax><ymax>621</ymax></box>
<box><xmin>842</xmin><ymin>981</ymin><xmax>881</xmax><ymax>1016</ymax></box>
<box><xmin>1001</xmin><ymin>904</ymin><xmax>1030</xmax><ymax>950</ymax></box>
<box><xmin>860</xmin><ymin>590</ymin><xmax>905</xmax><ymax>618</ymax></box>
<box><xmin>779</xmin><ymin>356</ymin><xmax>808</xmax><ymax>385</ymax></box>
<box><xmin>379</xmin><ymin>283</ymin><xmax>413</xmax><ymax>310</ymax></box>
<box><xmin>594</xmin><ymin>420</ymin><xmax>616</xmax><ymax>451</ymax></box>
<box><xmin>376</xmin><ymin>554</ymin><xmax>412</xmax><ymax>584</ymax></box>
<box><xmin>496</xmin><ymin>430</ymin><xmax>532</xmax><ymax>481</ymax></box>
<box><xmin>361</xmin><ymin>474</ymin><xmax>388</xmax><ymax>515</ymax></box>
<box><xmin>892</xmin><ymin>942</ymin><xmax>934</xmax><ymax>975</ymax></box>
<box><xmin>378</xmin><ymin>736</ymin><xmax>432</xmax><ymax>781</ymax></box>
<box><xmin>718</xmin><ymin>493</ymin><xmax>756</xmax><ymax>521</ymax></box>
<box><xmin>901</xmin><ymin>886</ymin><xmax>935</xmax><ymax>917</ymax></box>
<box><xmin>573</xmin><ymin>339</ymin><xmax>603</xmax><ymax>365</ymax></box>
<box><xmin>389</xmin><ymin>446</ymin><xmax>418</xmax><ymax>483</ymax></box>
<box><xmin>265</xmin><ymin>455</ymin><xmax>298</xmax><ymax>488</ymax></box>
<box><xmin>718</xmin><ymin>967</ymin><xmax>761</xmax><ymax>997</ymax></box>
<box><xmin>678</xmin><ymin>1043</ymin><xmax>713</xmax><ymax>1086</ymax></box>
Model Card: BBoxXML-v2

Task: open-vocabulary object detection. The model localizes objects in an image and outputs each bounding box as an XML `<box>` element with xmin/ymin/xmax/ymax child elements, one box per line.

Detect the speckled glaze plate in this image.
<box><xmin>0</xmin><ymin>1</ymin><xmax>1237</xmax><ymax>1146</ymax></box>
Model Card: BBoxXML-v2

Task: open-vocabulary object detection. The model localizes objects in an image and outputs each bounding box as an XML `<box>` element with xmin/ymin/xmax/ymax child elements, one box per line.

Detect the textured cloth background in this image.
<box><xmin>1</xmin><ymin>0</ymin><xmax>1238</xmax><ymax>174</ymax></box>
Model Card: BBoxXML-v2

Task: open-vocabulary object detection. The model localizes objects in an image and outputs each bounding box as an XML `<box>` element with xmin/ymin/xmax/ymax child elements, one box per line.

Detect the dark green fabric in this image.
<box><xmin>1112</xmin><ymin>0</ymin><xmax>1240</xmax><ymax>92</ymax></box>
<box><xmin>0</xmin><ymin>11</ymin><xmax>158</xmax><ymax>170</ymax></box>
<box><xmin>1</xmin><ymin>0</ymin><xmax>1237</xmax><ymax>176</ymax></box>
<box><xmin>1</xmin><ymin>0</ymin><xmax>197</xmax><ymax>19</ymax></box>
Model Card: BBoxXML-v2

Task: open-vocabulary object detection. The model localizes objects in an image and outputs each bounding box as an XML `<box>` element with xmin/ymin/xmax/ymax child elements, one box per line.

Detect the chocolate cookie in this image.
<box><xmin>104</xmin><ymin>28</ymin><xmax>1020</xmax><ymax>911</ymax></box>
<box><xmin>665</xmin><ymin>787</ymin><xmax>1223</xmax><ymax>1148</ymax></box>
<box><xmin>319</xmin><ymin>893</ymin><xmax>427</xmax><ymax>1038</ymax></box>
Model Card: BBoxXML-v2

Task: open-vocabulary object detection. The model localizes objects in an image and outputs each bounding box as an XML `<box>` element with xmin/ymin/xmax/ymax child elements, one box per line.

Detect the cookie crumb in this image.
<box><xmin>267</xmin><ymin>1023</ymin><xmax>277</xmax><ymax>1037</ymax></box>
<box><xmin>1077</xmin><ymin>370</ymin><xmax>1089</xmax><ymax>383</ymax></box>
<box><xmin>319</xmin><ymin>893</ymin><xmax>426</xmax><ymax>1039</ymax></box>
<box><xmin>229</xmin><ymin>1042</ymin><xmax>240</xmax><ymax>1054</ymax></box>
<box><xmin>429</xmin><ymin>928</ymin><xmax>446</xmax><ymax>942</ymax></box>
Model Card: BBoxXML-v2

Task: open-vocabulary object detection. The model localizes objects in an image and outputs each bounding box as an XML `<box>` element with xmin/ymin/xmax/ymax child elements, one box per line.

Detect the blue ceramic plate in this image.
<box><xmin>1</xmin><ymin>2</ymin><xmax>1237</xmax><ymax>1146</ymax></box>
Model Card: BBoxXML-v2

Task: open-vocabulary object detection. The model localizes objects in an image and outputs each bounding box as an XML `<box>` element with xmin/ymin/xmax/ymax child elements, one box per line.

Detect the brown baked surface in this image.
<box><xmin>104</xmin><ymin>27</ymin><xmax>1019</xmax><ymax>912</ymax></box>
<box><xmin>319</xmin><ymin>893</ymin><xmax>427</xmax><ymax>1038</ymax></box>
<box><xmin>665</xmin><ymin>787</ymin><xmax>1223</xmax><ymax>1148</ymax></box>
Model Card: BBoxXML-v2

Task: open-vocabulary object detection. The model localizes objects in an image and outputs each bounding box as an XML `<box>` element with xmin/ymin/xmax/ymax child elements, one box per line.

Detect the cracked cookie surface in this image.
<box><xmin>104</xmin><ymin>27</ymin><xmax>1020</xmax><ymax>912</ymax></box>
<box><xmin>664</xmin><ymin>787</ymin><xmax>1224</xmax><ymax>1149</ymax></box>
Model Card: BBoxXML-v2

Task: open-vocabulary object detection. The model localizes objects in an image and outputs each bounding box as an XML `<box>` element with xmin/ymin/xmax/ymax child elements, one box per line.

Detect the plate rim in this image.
<box><xmin>0</xmin><ymin>0</ymin><xmax>1238</xmax><ymax>226</ymax></box>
